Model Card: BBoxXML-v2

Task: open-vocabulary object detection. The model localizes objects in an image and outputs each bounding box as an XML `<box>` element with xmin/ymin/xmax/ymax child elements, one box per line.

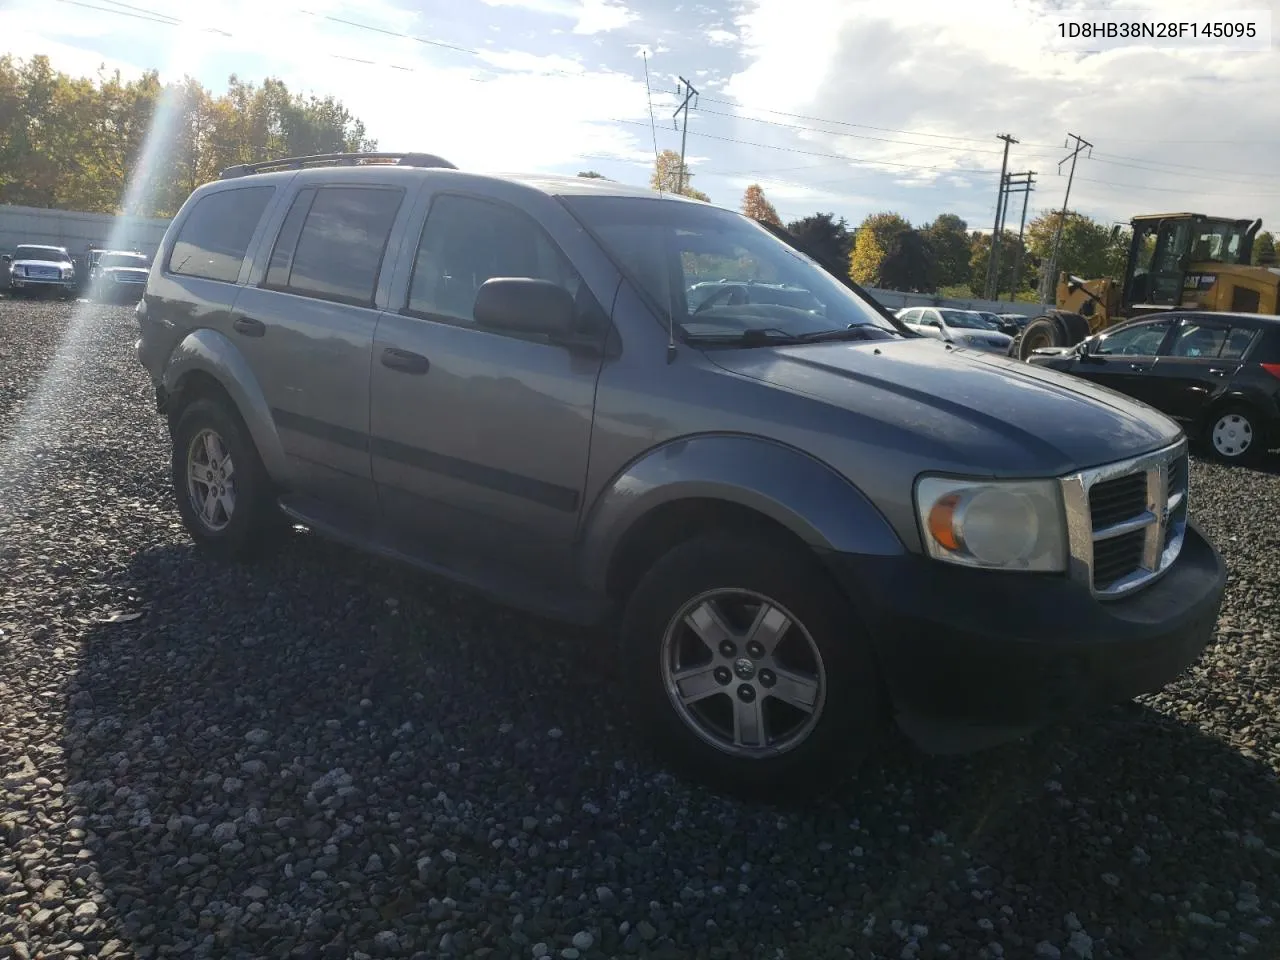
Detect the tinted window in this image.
<box><xmin>1094</xmin><ymin>320</ymin><xmax>1171</xmax><ymax>356</ymax></box>
<box><xmin>1221</xmin><ymin>326</ymin><xmax>1259</xmax><ymax>360</ymax></box>
<box><xmin>269</xmin><ymin>186</ymin><xmax>403</xmax><ymax>306</ymax></box>
<box><xmin>169</xmin><ymin>186</ymin><xmax>274</xmax><ymax>283</ymax></box>
<box><xmin>1169</xmin><ymin>322</ymin><xmax>1228</xmax><ymax>358</ymax></box>
<box><xmin>407</xmin><ymin>194</ymin><xmax>584</xmax><ymax>326</ymax></box>
<box><xmin>1248</xmin><ymin>327</ymin><xmax>1280</xmax><ymax>364</ymax></box>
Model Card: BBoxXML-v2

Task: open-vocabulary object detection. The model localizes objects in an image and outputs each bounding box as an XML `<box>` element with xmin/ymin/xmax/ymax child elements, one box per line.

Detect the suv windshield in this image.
<box><xmin>940</xmin><ymin>310</ymin><xmax>993</xmax><ymax>330</ymax></box>
<box><xmin>100</xmin><ymin>253</ymin><xmax>149</xmax><ymax>269</ymax></box>
<box><xmin>15</xmin><ymin>246</ymin><xmax>68</xmax><ymax>262</ymax></box>
<box><xmin>561</xmin><ymin>195</ymin><xmax>900</xmax><ymax>343</ymax></box>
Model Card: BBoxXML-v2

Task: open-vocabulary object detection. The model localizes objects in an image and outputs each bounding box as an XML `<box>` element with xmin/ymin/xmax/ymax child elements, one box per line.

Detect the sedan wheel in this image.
<box><xmin>1210</xmin><ymin>409</ymin><xmax>1257</xmax><ymax>461</ymax></box>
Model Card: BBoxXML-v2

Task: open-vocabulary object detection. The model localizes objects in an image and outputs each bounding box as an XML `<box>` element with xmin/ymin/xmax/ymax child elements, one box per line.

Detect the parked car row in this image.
<box><xmin>3</xmin><ymin>242</ymin><xmax>152</xmax><ymax>302</ymax></box>
<box><xmin>894</xmin><ymin>306</ymin><xmax>1014</xmax><ymax>354</ymax></box>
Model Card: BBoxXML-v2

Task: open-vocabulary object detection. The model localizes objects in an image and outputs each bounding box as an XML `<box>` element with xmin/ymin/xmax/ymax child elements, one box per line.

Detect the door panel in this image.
<box><xmin>369</xmin><ymin>192</ymin><xmax>607</xmax><ymax>584</ymax></box>
<box><xmin>1146</xmin><ymin>319</ymin><xmax>1247</xmax><ymax>424</ymax></box>
<box><xmin>1074</xmin><ymin>318</ymin><xmax>1174</xmax><ymax>406</ymax></box>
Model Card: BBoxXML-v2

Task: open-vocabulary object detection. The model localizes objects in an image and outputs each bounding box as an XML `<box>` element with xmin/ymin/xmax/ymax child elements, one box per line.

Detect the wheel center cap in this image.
<box><xmin>733</xmin><ymin>657</ymin><xmax>756</xmax><ymax>680</ymax></box>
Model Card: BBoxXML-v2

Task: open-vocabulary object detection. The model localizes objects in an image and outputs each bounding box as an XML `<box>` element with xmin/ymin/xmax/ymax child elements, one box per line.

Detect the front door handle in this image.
<box><xmin>1208</xmin><ymin>367</ymin><xmax>1229</xmax><ymax>377</ymax></box>
<box><xmin>233</xmin><ymin>316</ymin><xmax>266</xmax><ymax>338</ymax></box>
<box><xmin>1128</xmin><ymin>362</ymin><xmax>1147</xmax><ymax>371</ymax></box>
<box><xmin>381</xmin><ymin>347</ymin><xmax>430</xmax><ymax>374</ymax></box>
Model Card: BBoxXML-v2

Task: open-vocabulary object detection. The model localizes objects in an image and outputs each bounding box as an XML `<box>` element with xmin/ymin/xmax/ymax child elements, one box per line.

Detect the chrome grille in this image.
<box><xmin>1060</xmin><ymin>440</ymin><xmax>1189</xmax><ymax>598</ymax></box>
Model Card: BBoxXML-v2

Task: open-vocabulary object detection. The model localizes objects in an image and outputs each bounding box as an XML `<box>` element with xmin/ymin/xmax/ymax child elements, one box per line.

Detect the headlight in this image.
<box><xmin>915</xmin><ymin>477</ymin><xmax>1066</xmax><ymax>571</ymax></box>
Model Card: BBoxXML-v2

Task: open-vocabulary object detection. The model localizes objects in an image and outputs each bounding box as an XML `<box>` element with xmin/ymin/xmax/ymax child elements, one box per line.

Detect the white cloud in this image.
<box><xmin>705</xmin><ymin>28</ymin><xmax>736</xmax><ymax>45</ymax></box>
<box><xmin>478</xmin><ymin>0</ymin><xmax>638</xmax><ymax>34</ymax></box>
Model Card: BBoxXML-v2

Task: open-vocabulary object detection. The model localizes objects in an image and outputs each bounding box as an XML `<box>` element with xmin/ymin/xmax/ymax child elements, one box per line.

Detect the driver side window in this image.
<box><xmin>1094</xmin><ymin>320</ymin><xmax>1172</xmax><ymax>357</ymax></box>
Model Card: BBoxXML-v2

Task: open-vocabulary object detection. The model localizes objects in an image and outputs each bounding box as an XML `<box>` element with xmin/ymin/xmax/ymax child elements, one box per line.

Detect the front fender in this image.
<box><xmin>578</xmin><ymin>433</ymin><xmax>905</xmax><ymax>593</ymax></box>
<box><xmin>162</xmin><ymin>328</ymin><xmax>288</xmax><ymax>480</ymax></box>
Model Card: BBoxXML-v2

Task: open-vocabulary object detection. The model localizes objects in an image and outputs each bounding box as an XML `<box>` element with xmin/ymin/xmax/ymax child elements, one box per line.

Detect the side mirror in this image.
<box><xmin>0</xmin><ymin>254</ymin><xmax>10</xmax><ymax>263</ymax></box>
<box><xmin>474</xmin><ymin>277</ymin><xmax>575</xmax><ymax>338</ymax></box>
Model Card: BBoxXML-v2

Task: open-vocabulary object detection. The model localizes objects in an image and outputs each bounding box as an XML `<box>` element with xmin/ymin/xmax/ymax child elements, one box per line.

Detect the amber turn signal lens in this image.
<box><xmin>927</xmin><ymin>493</ymin><xmax>963</xmax><ymax>551</ymax></box>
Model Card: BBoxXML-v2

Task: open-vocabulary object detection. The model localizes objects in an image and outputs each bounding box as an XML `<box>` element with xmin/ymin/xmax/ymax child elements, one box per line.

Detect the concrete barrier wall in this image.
<box><xmin>0</xmin><ymin>204</ymin><xmax>171</xmax><ymax>260</ymax></box>
<box><xmin>865</xmin><ymin>288</ymin><xmax>1045</xmax><ymax>316</ymax></box>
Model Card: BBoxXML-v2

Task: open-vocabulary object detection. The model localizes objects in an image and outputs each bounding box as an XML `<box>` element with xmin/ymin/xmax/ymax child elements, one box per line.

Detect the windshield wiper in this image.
<box><xmin>684</xmin><ymin>325</ymin><xmax>897</xmax><ymax>348</ymax></box>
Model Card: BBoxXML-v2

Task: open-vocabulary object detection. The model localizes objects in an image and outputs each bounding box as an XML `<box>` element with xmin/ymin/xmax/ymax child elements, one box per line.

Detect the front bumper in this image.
<box><xmin>825</xmin><ymin>519</ymin><xmax>1226</xmax><ymax>751</ymax></box>
<box><xmin>10</xmin><ymin>276</ymin><xmax>75</xmax><ymax>292</ymax></box>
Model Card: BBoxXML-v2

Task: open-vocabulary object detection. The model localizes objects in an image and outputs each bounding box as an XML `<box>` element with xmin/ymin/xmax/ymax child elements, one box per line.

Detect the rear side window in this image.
<box><xmin>168</xmin><ymin>186</ymin><xmax>274</xmax><ymax>283</ymax></box>
<box><xmin>1250</xmin><ymin>327</ymin><xmax>1280</xmax><ymax>364</ymax></box>
<box><xmin>265</xmin><ymin>185</ymin><xmax>404</xmax><ymax>306</ymax></box>
<box><xmin>1169</xmin><ymin>322</ymin><xmax>1228</xmax><ymax>358</ymax></box>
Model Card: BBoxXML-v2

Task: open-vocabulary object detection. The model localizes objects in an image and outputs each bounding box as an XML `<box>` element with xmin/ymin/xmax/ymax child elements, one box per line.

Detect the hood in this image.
<box><xmin>707</xmin><ymin>337</ymin><xmax>1182</xmax><ymax>476</ymax></box>
<box><xmin>13</xmin><ymin>258</ymin><xmax>70</xmax><ymax>269</ymax></box>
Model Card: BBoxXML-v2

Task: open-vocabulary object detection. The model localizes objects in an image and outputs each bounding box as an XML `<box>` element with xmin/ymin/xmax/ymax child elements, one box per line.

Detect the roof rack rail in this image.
<box><xmin>218</xmin><ymin>152</ymin><xmax>457</xmax><ymax>180</ymax></box>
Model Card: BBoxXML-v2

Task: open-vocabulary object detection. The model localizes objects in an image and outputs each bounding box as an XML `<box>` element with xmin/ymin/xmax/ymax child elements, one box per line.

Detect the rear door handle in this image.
<box><xmin>380</xmin><ymin>347</ymin><xmax>430</xmax><ymax>374</ymax></box>
<box><xmin>233</xmin><ymin>316</ymin><xmax>266</xmax><ymax>338</ymax></box>
<box><xmin>1208</xmin><ymin>367</ymin><xmax>1229</xmax><ymax>377</ymax></box>
<box><xmin>1128</xmin><ymin>362</ymin><xmax>1148</xmax><ymax>371</ymax></box>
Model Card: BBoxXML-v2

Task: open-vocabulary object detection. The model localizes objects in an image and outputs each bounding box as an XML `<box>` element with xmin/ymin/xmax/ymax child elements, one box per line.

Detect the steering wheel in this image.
<box><xmin>693</xmin><ymin>285</ymin><xmax>748</xmax><ymax>314</ymax></box>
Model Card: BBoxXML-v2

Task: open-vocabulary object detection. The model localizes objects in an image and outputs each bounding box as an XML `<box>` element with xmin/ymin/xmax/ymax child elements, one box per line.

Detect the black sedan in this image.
<box><xmin>1028</xmin><ymin>311</ymin><xmax>1280</xmax><ymax>463</ymax></box>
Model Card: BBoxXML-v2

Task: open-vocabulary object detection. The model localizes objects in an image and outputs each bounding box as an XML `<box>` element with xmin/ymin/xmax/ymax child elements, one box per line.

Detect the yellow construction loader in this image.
<box><xmin>1013</xmin><ymin>212</ymin><xmax>1280</xmax><ymax>360</ymax></box>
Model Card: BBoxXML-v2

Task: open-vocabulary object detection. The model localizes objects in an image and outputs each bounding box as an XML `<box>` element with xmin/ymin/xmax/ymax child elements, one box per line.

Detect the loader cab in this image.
<box><xmin>1123</xmin><ymin>213</ymin><xmax>1258</xmax><ymax>312</ymax></box>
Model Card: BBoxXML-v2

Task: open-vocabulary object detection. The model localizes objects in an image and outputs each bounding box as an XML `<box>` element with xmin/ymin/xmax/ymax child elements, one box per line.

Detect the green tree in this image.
<box><xmin>577</xmin><ymin>170</ymin><xmax>607</xmax><ymax>179</ymax></box>
<box><xmin>785</xmin><ymin>212</ymin><xmax>852</xmax><ymax>270</ymax></box>
<box><xmin>650</xmin><ymin>148</ymin><xmax>709</xmax><ymax>201</ymax></box>
<box><xmin>741</xmin><ymin>183</ymin><xmax>782</xmax><ymax>226</ymax></box>
<box><xmin>879</xmin><ymin>230</ymin><xmax>938</xmax><ymax>292</ymax></box>
<box><xmin>1252</xmin><ymin>230</ymin><xmax>1276</xmax><ymax>265</ymax></box>
<box><xmin>922</xmin><ymin>213</ymin><xmax>971</xmax><ymax>287</ymax></box>
<box><xmin>1025</xmin><ymin>210</ymin><xmax>1118</xmax><ymax>292</ymax></box>
<box><xmin>968</xmin><ymin>230</ymin><xmax>1025</xmax><ymax>297</ymax></box>
<box><xmin>849</xmin><ymin>212</ymin><xmax>910</xmax><ymax>286</ymax></box>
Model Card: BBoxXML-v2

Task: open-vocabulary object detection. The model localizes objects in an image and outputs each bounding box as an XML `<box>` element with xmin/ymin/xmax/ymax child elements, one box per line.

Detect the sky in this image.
<box><xmin>4</xmin><ymin>0</ymin><xmax>1280</xmax><ymax>234</ymax></box>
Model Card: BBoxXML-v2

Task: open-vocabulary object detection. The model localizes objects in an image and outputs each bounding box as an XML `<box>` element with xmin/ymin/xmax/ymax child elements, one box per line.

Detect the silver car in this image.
<box><xmin>896</xmin><ymin>306</ymin><xmax>1014</xmax><ymax>353</ymax></box>
<box><xmin>134</xmin><ymin>152</ymin><xmax>1226</xmax><ymax>797</ymax></box>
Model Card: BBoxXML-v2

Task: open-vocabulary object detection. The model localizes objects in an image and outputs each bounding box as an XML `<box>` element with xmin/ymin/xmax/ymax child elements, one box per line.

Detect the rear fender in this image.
<box><xmin>577</xmin><ymin>433</ymin><xmax>905</xmax><ymax>594</ymax></box>
<box><xmin>161</xmin><ymin>328</ymin><xmax>287</xmax><ymax>480</ymax></box>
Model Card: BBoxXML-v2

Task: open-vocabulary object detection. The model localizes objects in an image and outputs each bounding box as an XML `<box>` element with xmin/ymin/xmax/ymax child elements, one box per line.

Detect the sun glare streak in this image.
<box><xmin>0</xmin><ymin>63</ymin><xmax>195</xmax><ymax>520</ymax></box>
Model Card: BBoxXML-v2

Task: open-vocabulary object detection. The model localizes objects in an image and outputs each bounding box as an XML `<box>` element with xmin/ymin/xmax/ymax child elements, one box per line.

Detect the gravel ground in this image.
<box><xmin>1</xmin><ymin>297</ymin><xmax>1279</xmax><ymax>960</ymax></box>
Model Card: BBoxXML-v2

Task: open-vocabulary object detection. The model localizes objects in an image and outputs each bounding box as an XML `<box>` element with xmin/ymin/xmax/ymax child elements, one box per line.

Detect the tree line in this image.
<box><xmin>0</xmin><ymin>55</ymin><xmax>373</xmax><ymax>218</ymax></box>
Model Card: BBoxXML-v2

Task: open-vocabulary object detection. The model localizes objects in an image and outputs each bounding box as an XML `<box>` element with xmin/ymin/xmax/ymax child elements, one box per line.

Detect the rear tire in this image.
<box><xmin>1206</xmin><ymin>405</ymin><xmax>1263</xmax><ymax>464</ymax></box>
<box><xmin>171</xmin><ymin>396</ymin><xmax>285</xmax><ymax>560</ymax></box>
<box><xmin>618</xmin><ymin>531</ymin><xmax>884</xmax><ymax>800</ymax></box>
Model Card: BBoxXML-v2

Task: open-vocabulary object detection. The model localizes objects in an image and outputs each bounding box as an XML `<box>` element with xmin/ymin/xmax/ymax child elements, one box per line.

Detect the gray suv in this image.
<box><xmin>135</xmin><ymin>152</ymin><xmax>1227</xmax><ymax>796</ymax></box>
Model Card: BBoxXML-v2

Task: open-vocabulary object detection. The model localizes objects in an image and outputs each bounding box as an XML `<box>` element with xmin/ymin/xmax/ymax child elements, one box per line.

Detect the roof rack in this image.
<box><xmin>218</xmin><ymin>152</ymin><xmax>457</xmax><ymax>180</ymax></box>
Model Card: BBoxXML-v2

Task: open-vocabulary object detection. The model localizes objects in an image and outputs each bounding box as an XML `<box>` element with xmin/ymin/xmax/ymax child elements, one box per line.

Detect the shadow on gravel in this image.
<box><xmin>58</xmin><ymin>533</ymin><xmax>1280</xmax><ymax>960</ymax></box>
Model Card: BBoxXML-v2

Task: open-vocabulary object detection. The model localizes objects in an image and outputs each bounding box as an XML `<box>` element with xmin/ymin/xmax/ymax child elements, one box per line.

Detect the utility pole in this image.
<box><xmin>1006</xmin><ymin>171</ymin><xmax>1036</xmax><ymax>299</ymax></box>
<box><xmin>984</xmin><ymin>133</ymin><xmax>1018</xmax><ymax>300</ymax></box>
<box><xmin>672</xmin><ymin>76</ymin><xmax>699</xmax><ymax>195</ymax></box>
<box><xmin>1041</xmin><ymin>132</ymin><xmax>1093</xmax><ymax>304</ymax></box>
<box><xmin>993</xmin><ymin>172</ymin><xmax>1034</xmax><ymax>299</ymax></box>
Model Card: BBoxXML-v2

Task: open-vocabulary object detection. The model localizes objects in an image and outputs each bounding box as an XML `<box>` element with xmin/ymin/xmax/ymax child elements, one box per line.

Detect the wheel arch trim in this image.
<box><xmin>161</xmin><ymin>328</ymin><xmax>288</xmax><ymax>480</ymax></box>
<box><xmin>577</xmin><ymin>432</ymin><xmax>906</xmax><ymax>595</ymax></box>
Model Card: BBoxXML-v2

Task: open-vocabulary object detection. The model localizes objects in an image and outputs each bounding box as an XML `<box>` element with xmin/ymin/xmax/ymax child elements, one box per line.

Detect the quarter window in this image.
<box><xmin>406</xmin><ymin>194</ymin><xmax>586</xmax><ymax>328</ymax></box>
<box><xmin>1094</xmin><ymin>320</ymin><xmax>1171</xmax><ymax>356</ymax></box>
<box><xmin>265</xmin><ymin>186</ymin><xmax>404</xmax><ymax>306</ymax></box>
<box><xmin>168</xmin><ymin>186</ymin><xmax>275</xmax><ymax>283</ymax></box>
<box><xmin>1220</xmin><ymin>327</ymin><xmax>1259</xmax><ymax>360</ymax></box>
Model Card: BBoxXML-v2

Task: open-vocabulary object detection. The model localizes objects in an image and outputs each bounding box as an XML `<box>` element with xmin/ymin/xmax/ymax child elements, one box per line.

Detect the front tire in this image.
<box><xmin>171</xmin><ymin>396</ymin><xmax>284</xmax><ymax>560</ymax></box>
<box><xmin>1206</xmin><ymin>405</ymin><xmax>1263</xmax><ymax>464</ymax></box>
<box><xmin>619</xmin><ymin>532</ymin><xmax>884</xmax><ymax>799</ymax></box>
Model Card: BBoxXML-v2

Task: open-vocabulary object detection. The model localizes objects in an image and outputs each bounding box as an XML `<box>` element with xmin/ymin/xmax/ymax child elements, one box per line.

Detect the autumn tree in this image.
<box><xmin>1252</xmin><ymin>230</ymin><xmax>1276</xmax><ymax>265</ymax></box>
<box><xmin>849</xmin><ymin>212</ymin><xmax>910</xmax><ymax>286</ymax></box>
<box><xmin>0</xmin><ymin>55</ymin><xmax>374</xmax><ymax>217</ymax></box>
<box><xmin>879</xmin><ymin>230</ymin><xmax>937</xmax><ymax>292</ymax></box>
<box><xmin>785</xmin><ymin>212</ymin><xmax>852</xmax><ymax>270</ymax></box>
<box><xmin>741</xmin><ymin>183</ymin><xmax>781</xmax><ymax>226</ymax></box>
<box><xmin>650</xmin><ymin>148</ymin><xmax>709</xmax><ymax>201</ymax></box>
